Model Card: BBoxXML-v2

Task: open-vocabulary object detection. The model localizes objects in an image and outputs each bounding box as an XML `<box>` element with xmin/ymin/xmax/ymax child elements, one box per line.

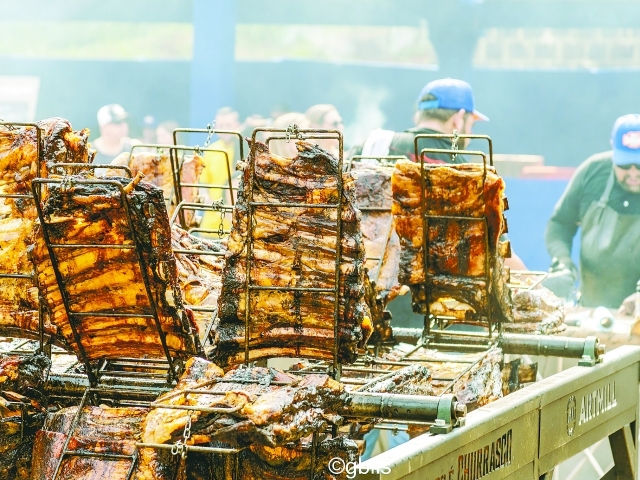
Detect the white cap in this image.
<box><xmin>97</xmin><ymin>104</ymin><xmax>128</xmax><ymax>127</ymax></box>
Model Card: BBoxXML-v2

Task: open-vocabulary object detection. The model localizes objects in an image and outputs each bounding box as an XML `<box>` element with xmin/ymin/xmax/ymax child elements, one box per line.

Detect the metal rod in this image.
<box><xmin>169</xmin><ymin>200</ymin><xmax>233</xmax><ymax>225</ymax></box>
<box><xmin>249</xmin><ymin>201</ymin><xmax>340</xmax><ymax>208</ymax></box>
<box><xmin>71</xmin><ymin>312</ymin><xmax>155</xmax><ymax>318</ymax></box>
<box><xmin>340</xmin><ymin>392</ymin><xmax>449</xmax><ymax>422</ymax></box>
<box><xmin>413</xmin><ymin>133</ymin><xmax>493</xmax><ymax>166</ymax></box>
<box><xmin>136</xmin><ymin>442</ymin><xmax>241</xmax><ymax>455</ymax></box>
<box><xmin>0</xmin><ymin>194</ymin><xmax>35</xmax><ymax>199</ymax></box>
<box><xmin>54</xmin><ymin>163</ymin><xmax>133</xmax><ymax>178</ymax></box>
<box><xmin>48</xmin><ymin>243</ymin><xmax>135</xmax><ymax>249</ymax></box>
<box><xmin>248</xmin><ymin>286</ymin><xmax>334</xmax><ymax>292</ymax></box>
<box><xmin>0</xmin><ymin>273</ymin><xmax>34</xmax><ymax>279</ymax></box>
<box><xmin>500</xmin><ymin>334</ymin><xmax>602</xmax><ymax>359</ymax></box>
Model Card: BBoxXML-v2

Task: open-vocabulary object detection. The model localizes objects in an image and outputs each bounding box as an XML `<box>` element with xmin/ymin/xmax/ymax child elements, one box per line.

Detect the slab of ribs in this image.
<box><xmin>0</xmin><ymin>118</ymin><xmax>92</xmax><ymax>339</ymax></box>
<box><xmin>143</xmin><ymin>356</ymin><xmax>357</xmax><ymax>480</ymax></box>
<box><xmin>31</xmin><ymin>172</ymin><xmax>200</xmax><ymax>361</ymax></box>
<box><xmin>213</xmin><ymin>141</ymin><xmax>372</xmax><ymax>366</ymax></box>
<box><xmin>392</xmin><ymin>160</ymin><xmax>512</xmax><ymax>324</ymax></box>
<box><xmin>0</xmin><ymin>353</ymin><xmax>51</xmax><ymax>480</ymax></box>
<box><xmin>30</xmin><ymin>405</ymin><xmax>180</xmax><ymax>480</ymax></box>
<box><xmin>352</xmin><ymin>162</ymin><xmax>402</xmax><ymax>343</ymax></box>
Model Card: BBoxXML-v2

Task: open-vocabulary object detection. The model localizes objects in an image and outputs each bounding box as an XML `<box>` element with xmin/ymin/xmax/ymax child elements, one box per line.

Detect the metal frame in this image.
<box><xmin>416</xmin><ymin>147</ymin><xmax>497</xmax><ymax>339</ymax></box>
<box><xmin>172</xmin><ymin>127</ymin><xmax>244</xmax><ymax>163</ymax></box>
<box><xmin>355</xmin><ymin>345</ymin><xmax>640</xmax><ymax>480</ymax></box>
<box><xmin>172</xmin><ymin>126</ymin><xmax>244</xmax><ymax>204</ymax></box>
<box><xmin>169</xmin><ymin>201</ymin><xmax>233</xmax><ymax>345</ymax></box>
<box><xmin>31</xmin><ymin>177</ymin><xmax>196</xmax><ymax>387</ymax></box>
<box><xmin>244</xmin><ymin>127</ymin><xmax>344</xmax><ymax>377</ymax></box>
<box><xmin>51</xmin><ymin>388</ymin><xmax>139</xmax><ymax>480</ymax></box>
<box><xmin>0</xmin><ymin>122</ymin><xmax>46</xmax><ymax>351</ymax></box>
<box><xmin>413</xmin><ymin>133</ymin><xmax>494</xmax><ymax>166</ymax></box>
<box><xmin>125</xmin><ymin>143</ymin><xmax>235</xmax><ymax>230</ymax></box>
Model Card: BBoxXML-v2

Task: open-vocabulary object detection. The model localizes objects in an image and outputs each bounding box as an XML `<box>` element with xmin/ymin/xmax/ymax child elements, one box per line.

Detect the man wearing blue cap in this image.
<box><xmin>545</xmin><ymin>114</ymin><xmax>640</xmax><ymax>308</ymax></box>
<box><xmin>356</xmin><ymin>78</ymin><xmax>488</xmax><ymax>162</ymax></box>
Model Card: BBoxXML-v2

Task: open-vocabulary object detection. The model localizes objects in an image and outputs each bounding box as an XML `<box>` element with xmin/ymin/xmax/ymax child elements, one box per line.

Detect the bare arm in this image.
<box><xmin>505</xmin><ymin>251</ymin><xmax>527</xmax><ymax>271</ymax></box>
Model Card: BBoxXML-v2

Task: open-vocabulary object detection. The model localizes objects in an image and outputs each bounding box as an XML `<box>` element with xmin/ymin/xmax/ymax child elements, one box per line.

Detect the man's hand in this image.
<box><xmin>618</xmin><ymin>292</ymin><xmax>638</xmax><ymax>316</ymax></box>
<box><xmin>542</xmin><ymin>257</ymin><xmax>577</xmax><ymax>299</ymax></box>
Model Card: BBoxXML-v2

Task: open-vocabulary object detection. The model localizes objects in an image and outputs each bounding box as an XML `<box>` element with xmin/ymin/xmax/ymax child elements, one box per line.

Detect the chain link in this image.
<box><xmin>450</xmin><ymin>129</ymin><xmax>459</xmax><ymax>163</ymax></box>
<box><xmin>285</xmin><ymin>124</ymin><xmax>303</xmax><ymax>143</ymax></box>
<box><xmin>0</xmin><ymin>119</ymin><xmax>17</xmax><ymax>131</ymax></box>
<box><xmin>203</xmin><ymin>121</ymin><xmax>215</xmax><ymax>148</ymax></box>
<box><xmin>170</xmin><ymin>414</ymin><xmax>192</xmax><ymax>459</ymax></box>
<box><xmin>211</xmin><ymin>199</ymin><xmax>226</xmax><ymax>238</ymax></box>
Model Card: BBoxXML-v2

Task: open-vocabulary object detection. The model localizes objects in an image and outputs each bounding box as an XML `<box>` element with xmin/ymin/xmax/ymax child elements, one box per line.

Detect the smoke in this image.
<box><xmin>344</xmin><ymin>85</ymin><xmax>389</xmax><ymax>147</ymax></box>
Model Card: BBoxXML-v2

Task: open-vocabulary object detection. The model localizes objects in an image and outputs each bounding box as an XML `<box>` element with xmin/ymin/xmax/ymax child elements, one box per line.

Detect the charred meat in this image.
<box><xmin>30</xmin><ymin>405</ymin><xmax>179</xmax><ymax>480</ymax></box>
<box><xmin>0</xmin><ymin>353</ymin><xmax>51</xmax><ymax>480</ymax></box>
<box><xmin>31</xmin><ymin>173</ymin><xmax>199</xmax><ymax>360</ymax></box>
<box><xmin>214</xmin><ymin>141</ymin><xmax>371</xmax><ymax>366</ymax></box>
<box><xmin>0</xmin><ymin>118</ymin><xmax>92</xmax><ymax>338</ymax></box>
<box><xmin>392</xmin><ymin>161</ymin><xmax>512</xmax><ymax>324</ymax></box>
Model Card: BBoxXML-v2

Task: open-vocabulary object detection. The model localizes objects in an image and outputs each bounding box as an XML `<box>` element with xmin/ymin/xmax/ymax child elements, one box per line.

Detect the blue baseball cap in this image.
<box><xmin>611</xmin><ymin>114</ymin><xmax>640</xmax><ymax>165</ymax></box>
<box><xmin>416</xmin><ymin>78</ymin><xmax>489</xmax><ymax>121</ymax></box>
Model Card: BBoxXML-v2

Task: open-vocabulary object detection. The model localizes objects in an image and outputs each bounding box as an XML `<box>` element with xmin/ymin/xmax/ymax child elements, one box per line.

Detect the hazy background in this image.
<box><xmin>3</xmin><ymin>0</ymin><xmax>640</xmax><ymax>165</ymax></box>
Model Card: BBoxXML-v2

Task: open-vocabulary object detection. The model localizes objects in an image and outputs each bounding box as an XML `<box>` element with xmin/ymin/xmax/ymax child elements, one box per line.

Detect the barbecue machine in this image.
<box><xmin>0</xmin><ymin>121</ymin><xmax>633</xmax><ymax>480</ymax></box>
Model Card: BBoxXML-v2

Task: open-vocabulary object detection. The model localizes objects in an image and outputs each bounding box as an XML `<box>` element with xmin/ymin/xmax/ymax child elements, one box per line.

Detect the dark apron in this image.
<box><xmin>580</xmin><ymin>170</ymin><xmax>640</xmax><ymax>308</ymax></box>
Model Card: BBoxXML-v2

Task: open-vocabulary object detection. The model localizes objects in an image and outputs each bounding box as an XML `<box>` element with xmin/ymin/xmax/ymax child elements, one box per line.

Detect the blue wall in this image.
<box><xmin>504</xmin><ymin>178</ymin><xmax>581</xmax><ymax>271</ymax></box>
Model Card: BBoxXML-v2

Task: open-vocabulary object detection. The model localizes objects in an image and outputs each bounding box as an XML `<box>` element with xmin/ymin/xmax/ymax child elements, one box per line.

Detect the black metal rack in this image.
<box><xmin>244</xmin><ymin>126</ymin><xmax>345</xmax><ymax>377</ymax></box>
<box><xmin>122</xmin><ymin>143</ymin><xmax>234</xmax><ymax>230</ymax></box>
<box><xmin>31</xmin><ymin>176</ymin><xmax>199</xmax><ymax>388</ymax></box>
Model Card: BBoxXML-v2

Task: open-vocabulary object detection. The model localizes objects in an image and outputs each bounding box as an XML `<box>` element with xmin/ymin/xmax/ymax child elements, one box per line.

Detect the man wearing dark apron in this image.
<box><xmin>544</xmin><ymin>114</ymin><xmax>640</xmax><ymax>308</ymax></box>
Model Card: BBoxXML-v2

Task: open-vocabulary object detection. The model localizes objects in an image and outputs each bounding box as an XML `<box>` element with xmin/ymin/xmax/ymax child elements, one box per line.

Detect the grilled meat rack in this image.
<box><xmin>0</xmin><ymin>124</ymin><xmax>614</xmax><ymax>480</ymax></box>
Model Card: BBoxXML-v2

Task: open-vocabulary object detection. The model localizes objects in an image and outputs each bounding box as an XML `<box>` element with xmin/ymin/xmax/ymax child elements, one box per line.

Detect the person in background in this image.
<box><xmin>241</xmin><ymin>114</ymin><xmax>270</xmax><ymax>141</ymax></box>
<box><xmin>305</xmin><ymin>104</ymin><xmax>344</xmax><ymax>157</ymax></box>
<box><xmin>156</xmin><ymin>120</ymin><xmax>179</xmax><ymax>146</ymax></box>
<box><xmin>545</xmin><ymin>114</ymin><xmax>640</xmax><ymax>310</ymax></box>
<box><xmin>350</xmin><ymin>78</ymin><xmax>527</xmax><ymax>270</ymax></box>
<box><xmin>350</xmin><ymin>78</ymin><xmax>485</xmax><ymax>164</ymax></box>
<box><xmin>198</xmin><ymin>107</ymin><xmax>242</xmax><ymax>236</ymax></box>
<box><xmin>271</xmin><ymin>103</ymin><xmax>290</xmax><ymax>121</ymax></box>
<box><xmin>269</xmin><ymin>112</ymin><xmax>310</xmax><ymax>158</ymax></box>
<box><xmin>92</xmin><ymin>104</ymin><xmax>140</xmax><ymax>165</ymax></box>
<box><xmin>141</xmin><ymin>115</ymin><xmax>156</xmax><ymax>144</ymax></box>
